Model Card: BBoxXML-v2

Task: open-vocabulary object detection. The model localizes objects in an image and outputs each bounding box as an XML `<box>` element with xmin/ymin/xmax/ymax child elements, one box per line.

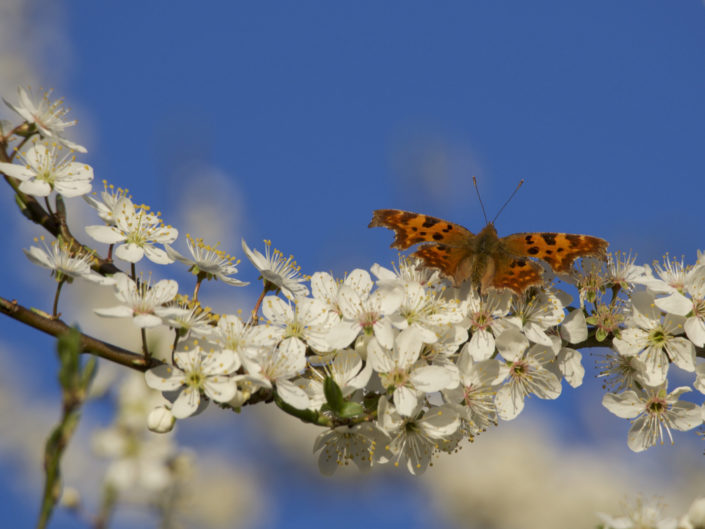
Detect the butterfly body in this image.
<box><xmin>369</xmin><ymin>209</ymin><xmax>608</xmax><ymax>294</ymax></box>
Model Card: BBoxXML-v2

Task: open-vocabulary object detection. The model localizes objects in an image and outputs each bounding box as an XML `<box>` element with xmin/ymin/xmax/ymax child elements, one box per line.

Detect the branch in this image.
<box><xmin>0</xmin><ymin>296</ymin><xmax>150</xmax><ymax>371</ymax></box>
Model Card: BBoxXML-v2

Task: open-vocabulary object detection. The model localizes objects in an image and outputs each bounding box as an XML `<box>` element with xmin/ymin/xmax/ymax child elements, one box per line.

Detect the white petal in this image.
<box><xmin>626</xmin><ymin>415</ymin><xmax>654</xmax><ymax>452</ymax></box>
<box><xmin>19</xmin><ymin>179</ymin><xmax>51</xmax><ymax>196</ymax></box>
<box><xmin>495</xmin><ymin>383</ymin><xmax>525</xmax><ymax>421</ymax></box>
<box><xmin>278</xmin><ymin>337</ymin><xmax>305</xmax><ymax>362</ymax></box>
<box><xmin>373</xmin><ymin>319</ymin><xmax>395</xmax><ymax>350</ymax></box>
<box><xmin>560</xmin><ymin>309</ymin><xmax>587</xmax><ymax>344</ymax></box>
<box><xmin>495</xmin><ymin>328</ymin><xmax>528</xmax><ymax>361</ymax></box>
<box><xmin>276</xmin><ymin>379</ymin><xmax>312</xmax><ymax>410</ymax></box>
<box><xmin>612</xmin><ymin>328</ymin><xmax>646</xmax><ymax>356</ymax></box>
<box><xmin>325</xmin><ymin>321</ymin><xmax>360</xmax><ymax>349</ymax></box>
<box><xmin>0</xmin><ymin>161</ymin><xmax>34</xmax><ymax>180</ymax></box>
<box><xmin>337</xmin><ymin>285</ymin><xmax>363</xmax><ymax>319</ymax></box>
<box><xmin>133</xmin><ymin>313</ymin><xmax>163</xmax><ymax>328</ymax></box>
<box><xmin>395</xmin><ymin>327</ymin><xmax>423</xmax><ymax>368</ymax></box>
<box><xmin>465</xmin><ymin>328</ymin><xmax>495</xmax><ymax>361</ymax></box>
<box><xmin>420</xmin><ymin>406</ymin><xmax>460</xmax><ymax>438</ymax></box>
<box><xmin>685</xmin><ymin>317</ymin><xmax>705</xmax><ymax>348</ymax></box>
<box><xmin>602</xmin><ymin>391</ymin><xmax>643</xmax><ymax>419</ymax></box>
<box><xmin>23</xmin><ymin>247</ymin><xmax>52</xmax><ymax>269</ymax></box>
<box><xmin>669</xmin><ymin>402</ymin><xmax>703</xmax><ymax>432</ymax></box>
<box><xmin>203</xmin><ymin>376</ymin><xmax>237</xmax><ymax>402</ymax></box>
<box><xmin>410</xmin><ymin>365</ymin><xmax>458</xmax><ymax>392</ymax></box>
<box><xmin>145</xmin><ymin>364</ymin><xmax>184</xmax><ymax>391</ymax></box>
<box><xmin>144</xmin><ymin>245</ymin><xmax>174</xmax><ymax>265</ymax></box>
<box><xmin>366</xmin><ymin>337</ymin><xmax>395</xmax><ymax>373</ymax></box>
<box><xmin>171</xmin><ymin>387</ymin><xmax>202</xmax><ymax>419</ymax></box>
<box><xmin>151</xmin><ymin>279</ymin><xmax>179</xmax><ymax>304</ymax></box>
<box><xmin>262</xmin><ymin>296</ymin><xmax>293</xmax><ymax>324</ymax></box>
<box><xmin>666</xmin><ymin>337</ymin><xmax>696</xmax><ymax>372</ymax></box>
<box><xmin>655</xmin><ymin>292</ymin><xmax>692</xmax><ymax>316</ymax></box>
<box><xmin>85</xmin><ymin>224</ymin><xmax>126</xmax><ymax>244</ymax></box>
<box><xmin>557</xmin><ymin>347</ymin><xmax>584</xmax><ymax>388</ymax></box>
<box><xmin>94</xmin><ymin>305</ymin><xmax>133</xmax><ymax>318</ymax></box>
<box><xmin>393</xmin><ymin>386</ymin><xmax>418</xmax><ymax>417</ymax></box>
<box><xmin>344</xmin><ymin>268</ymin><xmax>373</xmax><ymax>297</ymax></box>
<box><xmin>115</xmin><ymin>243</ymin><xmax>145</xmax><ymax>263</ymax></box>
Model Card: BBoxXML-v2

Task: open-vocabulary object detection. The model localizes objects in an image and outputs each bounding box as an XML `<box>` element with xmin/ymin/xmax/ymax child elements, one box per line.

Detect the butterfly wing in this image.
<box><xmin>501</xmin><ymin>232</ymin><xmax>608</xmax><ymax>274</ymax></box>
<box><xmin>491</xmin><ymin>254</ymin><xmax>544</xmax><ymax>294</ymax></box>
<box><xmin>369</xmin><ymin>209</ymin><xmax>475</xmax><ymax>282</ymax></box>
<box><xmin>369</xmin><ymin>209</ymin><xmax>474</xmax><ymax>249</ymax></box>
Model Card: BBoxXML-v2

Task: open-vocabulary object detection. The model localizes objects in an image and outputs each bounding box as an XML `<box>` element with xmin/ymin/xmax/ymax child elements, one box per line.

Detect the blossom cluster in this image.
<box><xmin>1</xmin><ymin>86</ymin><xmax>705</xmax><ymax>479</ymax></box>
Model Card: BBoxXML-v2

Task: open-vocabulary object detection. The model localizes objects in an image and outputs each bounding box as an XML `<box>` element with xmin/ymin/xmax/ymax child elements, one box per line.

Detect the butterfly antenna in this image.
<box><xmin>472</xmin><ymin>176</ymin><xmax>489</xmax><ymax>224</ymax></box>
<box><xmin>492</xmin><ymin>179</ymin><xmax>525</xmax><ymax>224</ymax></box>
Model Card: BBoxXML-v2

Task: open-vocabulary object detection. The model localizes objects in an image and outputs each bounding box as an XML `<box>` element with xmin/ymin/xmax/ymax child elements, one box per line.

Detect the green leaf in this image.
<box><xmin>338</xmin><ymin>401</ymin><xmax>364</xmax><ymax>418</ymax></box>
<box><xmin>323</xmin><ymin>377</ymin><xmax>344</xmax><ymax>413</ymax></box>
<box><xmin>595</xmin><ymin>328</ymin><xmax>607</xmax><ymax>342</ymax></box>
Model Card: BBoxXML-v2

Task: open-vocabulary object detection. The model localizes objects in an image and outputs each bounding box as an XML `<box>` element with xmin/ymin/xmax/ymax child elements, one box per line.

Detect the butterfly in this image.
<box><xmin>369</xmin><ymin>209</ymin><xmax>608</xmax><ymax>295</ymax></box>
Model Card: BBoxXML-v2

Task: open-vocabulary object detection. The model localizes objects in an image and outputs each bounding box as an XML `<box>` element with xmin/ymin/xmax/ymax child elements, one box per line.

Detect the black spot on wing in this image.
<box><xmin>422</xmin><ymin>217</ymin><xmax>440</xmax><ymax>228</ymax></box>
<box><xmin>541</xmin><ymin>233</ymin><xmax>557</xmax><ymax>246</ymax></box>
<box><xmin>527</xmin><ymin>246</ymin><xmax>539</xmax><ymax>255</ymax></box>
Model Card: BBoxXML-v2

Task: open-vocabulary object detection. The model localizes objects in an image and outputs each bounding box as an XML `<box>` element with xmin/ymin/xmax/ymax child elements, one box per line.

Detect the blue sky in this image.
<box><xmin>2</xmin><ymin>2</ymin><xmax>705</xmax><ymax>527</ymax></box>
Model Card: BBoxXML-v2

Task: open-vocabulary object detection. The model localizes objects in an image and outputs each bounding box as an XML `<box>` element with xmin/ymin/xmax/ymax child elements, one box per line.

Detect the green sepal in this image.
<box><xmin>595</xmin><ymin>328</ymin><xmax>608</xmax><ymax>342</ymax></box>
<box><xmin>338</xmin><ymin>401</ymin><xmax>364</xmax><ymax>418</ymax></box>
<box><xmin>273</xmin><ymin>392</ymin><xmax>324</xmax><ymax>425</ymax></box>
<box><xmin>323</xmin><ymin>376</ymin><xmax>344</xmax><ymax>413</ymax></box>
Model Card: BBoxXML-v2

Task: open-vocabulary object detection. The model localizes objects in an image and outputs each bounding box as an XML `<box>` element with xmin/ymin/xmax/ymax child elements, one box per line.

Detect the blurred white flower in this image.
<box><xmin>3</xmin><ymin>86</ymin><xmax>86</xmax><ymax>152</ymax></box>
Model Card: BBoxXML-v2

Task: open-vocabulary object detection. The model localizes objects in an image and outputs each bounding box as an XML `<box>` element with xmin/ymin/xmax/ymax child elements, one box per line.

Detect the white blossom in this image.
<box><xmin>241</xmin><ymin>238</ymin><xmax>308</xmax><ymax>299</ymax></box>
<box><xmin>3</xmin><ymin>86</ymin><xmax>86</xmax><ymax>152</ymax></box>
<box><xmin>367</xmin><ymin>328</ymin><xmax>458</xmax><ymax>417</ymax></box>
<box><xmin>613</xmin><ymin>290</ymin><xmax>695</xmax><ymax>386</ymax></box>
<box><xmin>494</xmin><ymin>328</ymin><xmax>562</xmax><ymax>421</ymax></box>
<box><xmin>377</xmin><ymin>398</ymin><xmax>459</xmax><ymax>475</ymax></box>
<box><xmin>165</xmin><ymin>234</ymin><xmax>248</xmax><ymax>286</ymax></box>
<box><xmin>602</xmin><ymin>384</ymin><xmax>702</xmax><ymax>452</ymax></box>
<box><xmin>0</xmin><ymin>140</ymin><xmax>92</xmax><ymax>197</ymax></box>
<box><xmin>145</xmin><ymin>346</ymin><xmax>239</xmax><ymax>418</ymax></box>
<box><xmin>95</xmin><ymin>273</ymin><xmax>178</xmax><ymax>328</ymax></box>
<box><xmin>86</xmin><ymin>197</ymin><xmax>178</xmax><ymax>264</ymax></box>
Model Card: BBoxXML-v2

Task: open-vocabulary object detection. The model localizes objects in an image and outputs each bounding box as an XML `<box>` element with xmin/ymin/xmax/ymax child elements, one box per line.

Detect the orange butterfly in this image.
<box><xmin>369</xmin><ymin>209</ymin><xmax>608</xmax><ymax>295</ymax></box>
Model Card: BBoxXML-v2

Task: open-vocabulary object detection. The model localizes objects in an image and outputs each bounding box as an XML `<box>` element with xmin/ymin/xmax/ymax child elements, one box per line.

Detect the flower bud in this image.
<box><xmin>147</xmin><ymin>405</ymin><xmax>175</xmax><ymax>433</ymax></box>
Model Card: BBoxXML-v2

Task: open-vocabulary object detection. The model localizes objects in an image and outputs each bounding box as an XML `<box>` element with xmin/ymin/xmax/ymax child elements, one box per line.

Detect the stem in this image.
<box><xmin>44</xmin><ymin>196</ymin><xmax>53</xmax><ymax>216</ymax></box>
<box><xmin>52</xmin><ymin>279</ymin><xmax>65</xmax><ymax>318</ymax></box>
<box><xmin>249</xmin><ymin>284</ymin><xmax>268</xmax><ymax>324</ymax></box>
<box><xmin>193</xmin><ymin>277</ymin><xmax>203</xmax><ymax>302</ymax></box>
<box><xmin>141</xmin><ymin>327</ymin><xmax>150</xmax><ymax>362</ymax></box>
<box><xmin>130</xmin><ymin>262</ymin><xmax>137</xmax><ymax>281</ymax></box>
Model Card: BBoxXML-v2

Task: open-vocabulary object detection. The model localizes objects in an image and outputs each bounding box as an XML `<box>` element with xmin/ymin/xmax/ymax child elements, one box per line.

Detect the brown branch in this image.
<box><xmin>0</xmin><ymin>296</ymin><xmax>152</xmax><ymax>371</ymax></box>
